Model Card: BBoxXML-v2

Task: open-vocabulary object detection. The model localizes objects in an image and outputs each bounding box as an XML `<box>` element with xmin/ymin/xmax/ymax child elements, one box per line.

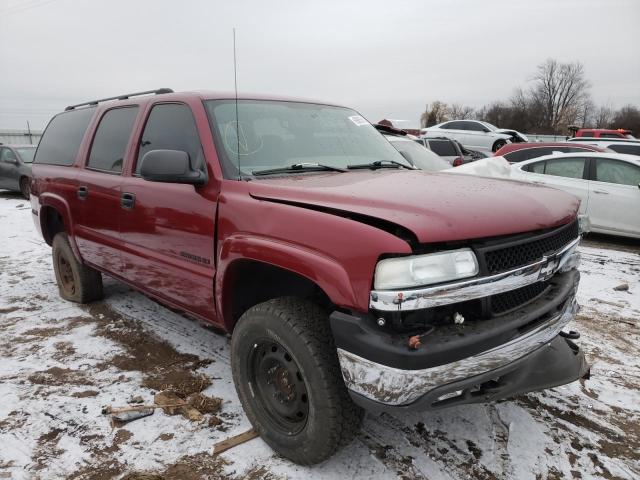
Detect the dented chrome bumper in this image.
<box><xmin>337</xmin><ymin>295</ymin><xmax>580</xmax><ymax>407</ymax></box>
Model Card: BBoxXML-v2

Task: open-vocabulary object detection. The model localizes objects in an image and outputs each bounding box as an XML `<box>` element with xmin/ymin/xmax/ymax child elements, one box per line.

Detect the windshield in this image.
<box><xmin>15</xmin><ymin>147</ymin><xmax>36</xmax><ymax>163</ymax></box>
<box><xmin>205</xmin><ymin>100</ymin><xmax>411</xmax><ymax>177</ymax></box>
<box><xmin>481</xmin><ymin>121</ymin><xmax>498</xmax><ymax>131</ymax></box>
<box><xmin>387</xmin><ymin>137</ymin><xmax>450</xmax><ymax>171</ymax></box>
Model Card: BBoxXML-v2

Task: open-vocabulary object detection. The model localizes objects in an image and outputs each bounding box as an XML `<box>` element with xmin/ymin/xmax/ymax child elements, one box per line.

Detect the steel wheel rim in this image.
<box><xmin>57</xmin><ymin>254</ymin><xmax>75</xmax><ymax>295</ymax></box>
<box><xmin>248</xmin><ymin>339</ymin><xmax>309</xmax><ymax>435</ymax></box>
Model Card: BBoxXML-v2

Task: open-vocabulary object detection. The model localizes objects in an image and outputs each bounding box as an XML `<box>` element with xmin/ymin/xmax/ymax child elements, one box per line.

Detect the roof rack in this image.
<box><xmin>65</xmin><ymin>88</ymin><xmax>174</xmax><ymax>111</ymax></box>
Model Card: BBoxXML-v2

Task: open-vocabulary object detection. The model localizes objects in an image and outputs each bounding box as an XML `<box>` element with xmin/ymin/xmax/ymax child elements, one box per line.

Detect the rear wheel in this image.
<box><xmin>230</xmin><ymin>297</ymin><xmax>363</xmax><ymax>465</ymax></box>
<box><xmin>492</xmin><ymin>139</ymin><xmax>507</xmax><ymax>152</ymax></box>
<box><xmin>19</xmin><ymin>177</ymin><xmax>30</xmax><ymax>199</ymax></box>
<box><xmin>52</xmin><ymin>233</ymin><xmax>103</xmax><ymax>303</ymax></box>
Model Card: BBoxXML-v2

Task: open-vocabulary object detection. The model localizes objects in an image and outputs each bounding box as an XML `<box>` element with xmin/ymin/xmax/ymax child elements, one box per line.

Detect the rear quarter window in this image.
<box><xmin>35</xmin><ymin>108</ymin><xmax>95</xmax><ymax>166</ymax></box>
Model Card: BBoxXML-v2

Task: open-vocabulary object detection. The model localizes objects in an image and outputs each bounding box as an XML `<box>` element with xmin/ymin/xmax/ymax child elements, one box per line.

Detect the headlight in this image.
<box><xmin>374</xmin><ymin>248</ymin><xmax>478</xmax><ymax>290</ymax></box>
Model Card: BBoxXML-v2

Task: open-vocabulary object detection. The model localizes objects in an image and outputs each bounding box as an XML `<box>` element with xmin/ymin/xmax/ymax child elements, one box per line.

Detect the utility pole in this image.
<box><xmin>26</xmin><ymin>121</ymin><xmax>33</xmax><ymax>145</ymax></box>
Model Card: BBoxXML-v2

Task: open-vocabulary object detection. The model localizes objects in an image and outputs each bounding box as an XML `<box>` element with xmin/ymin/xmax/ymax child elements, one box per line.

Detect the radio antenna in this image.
<box><xmin>233</xmin><ymin>27</ymin><xmax>241</xmax><ymax>180</ymax></box>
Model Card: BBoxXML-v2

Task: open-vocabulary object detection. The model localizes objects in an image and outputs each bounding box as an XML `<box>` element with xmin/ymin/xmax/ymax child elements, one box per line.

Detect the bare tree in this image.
<box><xmin>420</xmin><ymin>101</ymin><xmax>449</xmax><ymax>127</ymax></box>
<box><xmin>610</xmin><ymin>105</ymin><xmax>640</xmax><ymax>134</ymax></box>
<box><xmin>530</xmin><ymin>59</ymin><xmax>591</xmax><ymax>133</ymax></box>
<box><xmin>594</xmin><ymin>104</ymin><xmax>614</xmax><ymax>128</ymax></box>
<box><xmin>447</xmin><ymin>103</ymin><xmax>475</xmax><ymax>120</ymax></box>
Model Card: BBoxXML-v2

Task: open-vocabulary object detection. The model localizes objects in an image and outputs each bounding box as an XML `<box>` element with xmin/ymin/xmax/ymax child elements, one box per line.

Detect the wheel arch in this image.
<box><xmin>217</xmin><ymin>235</ymin><xmax>359</xmax><ymax>332</ymax></box>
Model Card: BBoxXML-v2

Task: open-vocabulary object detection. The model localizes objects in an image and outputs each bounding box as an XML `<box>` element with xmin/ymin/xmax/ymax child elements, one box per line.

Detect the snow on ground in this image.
<box><xmin>0</xmin><ymin>190</ymin><xmax>638</xmax><ymax>480</ymax></box>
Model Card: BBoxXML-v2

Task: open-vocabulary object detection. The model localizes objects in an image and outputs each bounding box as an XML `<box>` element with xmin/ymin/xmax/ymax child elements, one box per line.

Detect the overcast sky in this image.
<box><xmin>1</xmin><ymin>0</ymin><xmax>639</xmax><ymax>130</ymax></box>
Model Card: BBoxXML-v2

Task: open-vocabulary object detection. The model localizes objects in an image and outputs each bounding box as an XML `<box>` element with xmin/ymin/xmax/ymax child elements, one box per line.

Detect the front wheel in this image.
<box><xmin>492</xmin><ymin>139</ymin><xmax>507</xmax><ymax>152</ymax></box>
<box><xmin>230</xmin><ymin>297</ymin><xmax>363</xmax><ymax>465</ymax></box>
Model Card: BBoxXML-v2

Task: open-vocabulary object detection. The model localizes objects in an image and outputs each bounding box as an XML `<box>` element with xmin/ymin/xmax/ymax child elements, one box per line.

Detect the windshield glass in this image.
<box><xmin>15</xmin><ymin>147</ymin><xmax>36</xmax><ymax>163</ymax></box>
<box><xmin>205</xmin><ymin>100</ymin><xmax>410</xmax><ymax>177</ymax></box>
<box><xmin>387</xmin><ymin>137</ymin><xmax>450</xmax><ymax>171</ymax></box>
<box><xmin>481</xmin><ymin>121</ymin><xmax>498</xmax><ymax>131</ymax></box>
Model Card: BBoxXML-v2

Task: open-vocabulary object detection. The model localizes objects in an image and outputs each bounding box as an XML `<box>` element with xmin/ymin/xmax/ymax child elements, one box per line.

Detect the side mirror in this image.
<box><xmin>140</xmin><ymin>149</ymin><xmax>205</xmax><ymax>185</ymax></box>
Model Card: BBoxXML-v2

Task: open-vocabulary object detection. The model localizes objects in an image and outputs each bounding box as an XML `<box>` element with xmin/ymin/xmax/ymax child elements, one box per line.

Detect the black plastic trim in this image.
<box><xmin>330</xmin><ymin>270</ymin><xmax>578</xmax><ymax>370</ymax></box>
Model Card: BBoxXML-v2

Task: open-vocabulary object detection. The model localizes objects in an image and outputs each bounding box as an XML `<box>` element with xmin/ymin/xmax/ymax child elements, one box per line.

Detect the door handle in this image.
<box><xmin>77</xmin><ymin>186</ymin><xmax>88</xmax><ymax>199</ymax></box>
<box><xmin>593</xmin><ymin>189</ymin><xmax>609</xmax><ymax>195</ymax></box>
<box><xmin>532</xmin><ymin>180</ymin><xmax>546</xmax><ymax>185</ymax></box>
<box><xmin>121</xmin><ymin>192</ymin><xmax>136</xmax><ymax>209</ymax></box>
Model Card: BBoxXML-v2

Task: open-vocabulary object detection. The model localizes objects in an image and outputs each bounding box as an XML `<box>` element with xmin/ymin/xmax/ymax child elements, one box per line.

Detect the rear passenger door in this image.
<box><xmin>74</xmin><ymin>106</ymin><xmax>139</xmax><ymax>273</ymax></box>
<box><xmin>587</xmin><ymin>158</ymin><xmax>640</xmax><ymax>235</ymax></box>
<box><xmin>119</xmin><ymin>102</ymin><xmax>218</xmax><ymax>319</ymax></box>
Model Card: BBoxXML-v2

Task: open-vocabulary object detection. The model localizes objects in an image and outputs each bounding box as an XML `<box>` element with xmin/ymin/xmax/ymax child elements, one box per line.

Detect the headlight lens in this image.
<box><xmin>374</xmin><ymin>248</ymin><xmax>479</xmax><ymax>289</ymax></box>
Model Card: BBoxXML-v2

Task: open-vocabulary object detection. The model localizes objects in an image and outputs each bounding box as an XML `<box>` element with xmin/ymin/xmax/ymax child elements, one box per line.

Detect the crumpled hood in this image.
<box><xmin>248</xmin><ymin>170</ymin><xmax>579</xmax><ymax>244</ymax></box>
<box><xmin>495</xmin><ymin>128</ymin><xmax>529</xmax><ymax>142</ymax></box>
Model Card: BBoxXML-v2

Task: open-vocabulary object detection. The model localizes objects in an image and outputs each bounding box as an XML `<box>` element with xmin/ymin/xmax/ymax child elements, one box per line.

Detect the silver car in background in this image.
<box><xmin>421</xmin><ymin>120</ymin><xmax>528</xmax><ymax>152</ymax></box>
<box><xmin>0</xmin><ymin>144</ymin><xmax>36</xmax><ymax>198</ymax></box>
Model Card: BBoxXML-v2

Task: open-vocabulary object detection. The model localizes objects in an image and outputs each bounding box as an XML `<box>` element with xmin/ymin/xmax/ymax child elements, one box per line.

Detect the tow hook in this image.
<box><xmin>559</xmin><ymin>330</ymin><xmax>580</xmax><ymax>340</ymax></box>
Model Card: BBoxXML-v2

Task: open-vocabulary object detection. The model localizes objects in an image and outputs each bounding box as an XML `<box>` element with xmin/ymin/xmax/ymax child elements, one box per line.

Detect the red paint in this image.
<box><xmin>574</xmin><ymin>128</ymin><xmax>633</xmax><ymax>138</ymax></box>
<box><xmin>494</xmin><ymin>142</ymin><xmax>604</xmax><ymax>157</ymax></box>
<box><xmin>32</xmin><ymin>91</ymin><xmax>579</xmax><ymax>331</ymax></box>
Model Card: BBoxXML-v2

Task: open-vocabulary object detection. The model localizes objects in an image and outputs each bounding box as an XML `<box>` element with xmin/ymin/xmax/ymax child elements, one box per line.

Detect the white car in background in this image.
<box><xmin>511</xmin><ymin>152</ymin><xmax>640</xmax><ymax>239</ymax></box>
<box><xmin>567</xmin><ymin>138</ymin><xmax>640</xmax><ymax>156</ymax></box>
<box><xmin>421</xmin><ymin>120</ymin><xmax>528</xmax><ymax>153</ymax></box>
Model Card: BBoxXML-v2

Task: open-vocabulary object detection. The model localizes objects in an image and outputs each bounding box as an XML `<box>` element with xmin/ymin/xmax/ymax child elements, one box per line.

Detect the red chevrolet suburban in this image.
<box><xmin>31</xmin><ymin>89</ymin><xmax>589</xmax><ymax>464</ymax></box>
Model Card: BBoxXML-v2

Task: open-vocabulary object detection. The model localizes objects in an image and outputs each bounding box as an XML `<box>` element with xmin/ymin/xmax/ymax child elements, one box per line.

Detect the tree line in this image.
<box><xmin>420</xmin><ymin>58</ymin><xmax>640</xmax><ymax>136</ymax></box>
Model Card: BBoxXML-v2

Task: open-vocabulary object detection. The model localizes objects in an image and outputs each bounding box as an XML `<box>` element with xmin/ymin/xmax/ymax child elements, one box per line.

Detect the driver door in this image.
<box><xmin>119</xmin><ymin>101</ymin><xmax>218</xmax><ymax>320</ymax></box>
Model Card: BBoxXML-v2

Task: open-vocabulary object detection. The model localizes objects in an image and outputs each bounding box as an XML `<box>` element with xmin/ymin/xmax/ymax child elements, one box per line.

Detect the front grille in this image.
<box><xmin>482</xmin><ymin>220</ymin><xmax>578</xmax><ymax>275</ymax></box>
<box><xmin>490</xmin><ymin>281</ymin><xmax>550</xmax><ymax>315</ymax></box>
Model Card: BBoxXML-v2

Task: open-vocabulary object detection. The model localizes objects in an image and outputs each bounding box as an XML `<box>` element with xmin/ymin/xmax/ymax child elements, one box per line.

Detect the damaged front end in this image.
<box><xmin>330</xmin><ymin>220</ymin><xmax>590</xmax><ymax>411</ymax></box>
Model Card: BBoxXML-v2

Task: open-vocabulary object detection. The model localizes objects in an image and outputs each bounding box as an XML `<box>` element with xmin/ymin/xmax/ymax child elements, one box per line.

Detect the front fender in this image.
<box><xmin>216</xmin><ymin>233</ymin><xmax>358</xmax><ymax>321</ymax></box>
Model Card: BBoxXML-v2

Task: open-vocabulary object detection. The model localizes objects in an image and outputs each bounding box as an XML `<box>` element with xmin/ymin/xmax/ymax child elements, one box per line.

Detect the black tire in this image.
<box><xmin>20</xmin><ymin>177</ymin><xmax>30</xmax><ymax>199</ymax></box>
<box><xmin>492</xmin><ymin>139</ymin><xmax>507</xmax><ymax>152</ymax></box>
<box><xmin>230</xmin><ymin>297</ymin><xmax>363</xmax><ymax>465</ymax></box>
<box><xmin>52</xmin><ymin>232</ymin><xmax>103</xmax><ymax>303</ymax></box>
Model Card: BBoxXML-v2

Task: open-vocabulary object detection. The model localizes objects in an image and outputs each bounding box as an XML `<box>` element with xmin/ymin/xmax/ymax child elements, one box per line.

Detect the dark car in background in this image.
<box><xmin>0</xmin><ymin>144</ymin><xmax>36</xmax><ymax>198</ymax></box>
<box><xmin>416</xmin><ymin>136</ymin><xmax>485</xmax><ymax>166</ymax></box>
<box><xmin>494</xmin><ymin>142</ymin><xmax>605</xmax><ymax>163</ymax></box>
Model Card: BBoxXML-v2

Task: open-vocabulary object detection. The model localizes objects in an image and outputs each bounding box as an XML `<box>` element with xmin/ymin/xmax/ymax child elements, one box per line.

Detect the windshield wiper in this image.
<box><xmin>252</xmin><ymin>163</ymin><xmax>347</xmax><ymax>176</ymax></box>
<box><xmin>347</xmin><ymin>160</ymin><xmax>416</xmax><ymax>170</ymax></box>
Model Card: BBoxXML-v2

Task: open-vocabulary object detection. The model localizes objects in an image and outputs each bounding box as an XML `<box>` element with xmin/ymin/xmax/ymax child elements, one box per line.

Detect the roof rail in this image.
<box><xmin>64</xmin><ymin>88</ymin><xmax>174</xmax><ymax>111</ymax></box>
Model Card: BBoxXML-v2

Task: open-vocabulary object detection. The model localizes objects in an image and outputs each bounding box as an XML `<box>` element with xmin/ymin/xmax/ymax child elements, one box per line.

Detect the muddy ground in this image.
<box><xmin>0</xmin><ymin>191</ymin><xmax>639</xmax><ymax>479</ymax></box>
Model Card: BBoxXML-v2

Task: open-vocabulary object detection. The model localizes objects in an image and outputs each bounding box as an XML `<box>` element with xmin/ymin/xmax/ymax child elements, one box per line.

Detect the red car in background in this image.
<box><xmin>494</xmin><ymin>142</ymin><xmax>605</xmax><ymax>163</ymax></box>
<box><xmin>574</xmin><ymin>128</ymin><xmax>635</xmax><ymax>139</ymax></box>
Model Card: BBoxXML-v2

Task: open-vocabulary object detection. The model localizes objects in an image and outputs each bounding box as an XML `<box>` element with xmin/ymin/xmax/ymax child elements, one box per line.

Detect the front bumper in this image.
<box><xmin>331</xmin><ymin>265</ymin><xmax>588</xmax><ymax>410</ymax></box>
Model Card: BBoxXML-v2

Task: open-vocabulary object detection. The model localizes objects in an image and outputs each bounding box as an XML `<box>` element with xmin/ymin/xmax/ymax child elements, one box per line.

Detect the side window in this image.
<box><xmin>545</xmin><ymin>158</ymin><xmax>585</xmax><ymax>179</ymax></box>
<box><xmin>441</xmin><ymin>121</ymin><xmax>463</xmax><ymax>130</ymax></box>
<box><xmin>428</xmin><ymin>139</ymin><xmax>457</xmax><ymax>156</ymax></box>
<box><xmin>34</xmin><ymin>108</ymin><xmax>95</xmax><ymax>166</ymax></box>
<box><xmin>600</xmin><ymin>133</ymin><xmax>621</xmax><ymax>138</ymax></box>
<box><xmin>87</xmin><ymin>107</ymin><xmax>138</xmax><ymax>173</ymax></box>
<box><xmin>136</xmin><ymin>103</ymin><xmax>204</xmax><ymax>174</ymax></box>
<box><xmin>595</xmin><ymin>159</ymin><xmax>640</xmax><ymax>186</ymax></box>
<box><xmin>1</xmin><ymin>148</ymin><xmax>17</xmax><ymax>162</ymax></box>
<box><xmin>505</xmin><ymin>148</ymin><xmax>550</xmax><ymax>162</ymax></box>
<box><xmin>465</xmin><ymin>122</ymin><xmax>485</xmax><ymax>132</ymax></box>
<box><xmin>608</xmin><ymin>144</ymin><xmax>640</xmax><ymax>155</ymax></box>
<box><xmin>580</xmin><ymin>131</ymin><xmax>594</xmax><ymax>137</ymax></box>
<box><xmin>525</xmin><ymin>161</ymin><xmax>545</xmax><ymax>173</ymax></box>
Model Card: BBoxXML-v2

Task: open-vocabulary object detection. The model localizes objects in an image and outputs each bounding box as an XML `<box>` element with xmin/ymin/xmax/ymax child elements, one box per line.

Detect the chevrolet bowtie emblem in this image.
<box><xmin>538</xmin><ymin>255</ymin><xmax>559</xmax><ymax>280</ymax></box>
